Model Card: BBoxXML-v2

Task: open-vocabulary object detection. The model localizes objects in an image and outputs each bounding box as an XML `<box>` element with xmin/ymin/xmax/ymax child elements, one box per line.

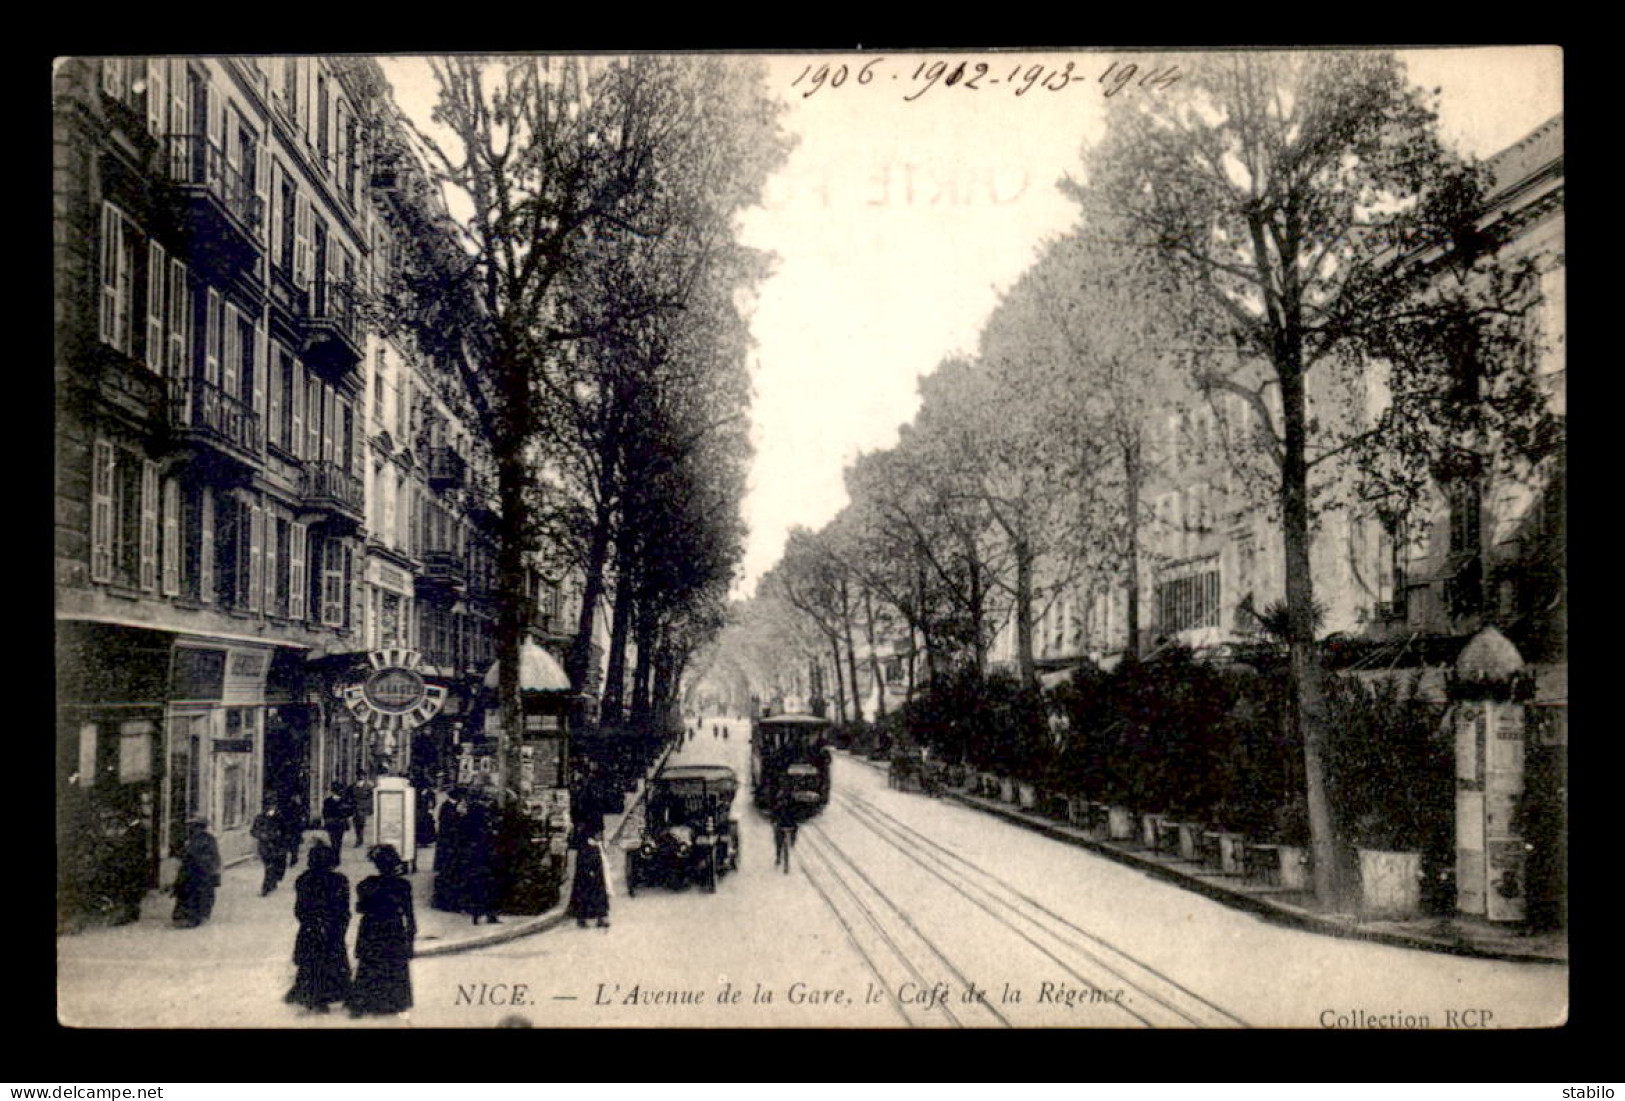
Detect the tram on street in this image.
<box><xmin>750</xmin><ymin>711</ymin><xmax>832</xmax><ymax>817</ymax></box>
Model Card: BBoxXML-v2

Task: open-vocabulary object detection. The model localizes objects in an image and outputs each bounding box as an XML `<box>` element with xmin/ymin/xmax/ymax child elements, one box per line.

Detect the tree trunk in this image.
<box><xmin>568</xmin><ymin>503</ymin><xmax>615</xmax><ymax>696</ymax></box>
<box><xmin>1015</xmin><ymin>533</ymin><xmax>1036</xmax><ymax>688</ymax></box>
<box><xmin>600</xmin><ymin>552</ymin><xmax>633</xmax><ymax>728</ymax></box>
<box><xmin>841</xmin><ymin>579</ymin><xmax>863</xmax><ymax>724</ymax></box>
<box><xmin>863</xmin><ymin>588</ymin><xmax>888</xmax><ymax>719</ymax></box>
<box><xmin>1124</xmin><ymin>436</ymin><xmax>1142</xmax><ymax>659</ymax></box>
<box><xmin>631</xmin><ymin>599</ymin><xmax>656</xmax><ymax>729</ymax></box>
<box><xmin>1280</xmin><ymin>360</ymin><xmax>1344</xmax><ymax>909</ymax></box>
<box><xmin>828</xmin><ymin>637</ymin><xmax>848</xmax><ymax>724</ymax></box>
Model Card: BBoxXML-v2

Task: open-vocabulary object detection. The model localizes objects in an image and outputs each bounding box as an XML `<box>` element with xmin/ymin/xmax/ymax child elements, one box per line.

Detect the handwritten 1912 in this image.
<box><xmin>787</xmin><ymin>58</ymin><xmax>1181</xmax><ymax>102</ymax></box>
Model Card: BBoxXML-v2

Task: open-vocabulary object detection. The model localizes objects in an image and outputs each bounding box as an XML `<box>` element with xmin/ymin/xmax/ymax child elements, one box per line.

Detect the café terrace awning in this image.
<box><xmin>483</xmin><ymin>642</ymin><xmax>572</xmax><ymax>693</ymax></box>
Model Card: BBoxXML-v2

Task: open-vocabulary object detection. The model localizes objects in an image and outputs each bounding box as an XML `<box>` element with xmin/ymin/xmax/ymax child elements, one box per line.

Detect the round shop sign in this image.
<box><xmin>362</xmin><ymin>667</ymin><xmax>428</xmax><ymax>714</ymax></box>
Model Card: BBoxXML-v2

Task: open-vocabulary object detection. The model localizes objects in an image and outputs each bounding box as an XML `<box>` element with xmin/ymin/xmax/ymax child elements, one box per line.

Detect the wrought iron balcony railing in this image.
<box><xmin>166</xmin><ymin>135</ymin><xmax>264</xmax><ymax>239</ymax></box>
<box><xmin>170</xmin><ymin>376</ymin><xmax>262</xmax><ymax>459</ymax></box>
<box><xmin>301</xmin><ymin>459</ymin><xmax>364</xmax><ymax>520</ymax></box>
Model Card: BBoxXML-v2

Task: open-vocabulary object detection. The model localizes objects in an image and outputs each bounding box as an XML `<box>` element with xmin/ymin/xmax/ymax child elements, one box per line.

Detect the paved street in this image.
<box><xmin>60</xmin><ymin>715</ymin><xmax>1566</xmax><ymax>1029</ymax></box>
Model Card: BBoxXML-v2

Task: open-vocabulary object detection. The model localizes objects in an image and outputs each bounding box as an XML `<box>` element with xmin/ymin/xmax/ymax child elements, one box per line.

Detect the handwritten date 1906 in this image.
<box><xmin>787</xmin><ymin>58</ymin><xmax>1181</xmax><ymax>102</ymax></box>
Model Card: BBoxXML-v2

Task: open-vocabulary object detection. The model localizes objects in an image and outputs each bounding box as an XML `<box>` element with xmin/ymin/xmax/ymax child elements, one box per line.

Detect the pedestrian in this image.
<box><xmin>461</xmin><ymin>796</ymin><xmax>501</xmax><ymax>925</ymax></box>
<box><xmin>281</xmin><ymin>792</ymin><xmax>306</xmax><ymax>869</ymax></box>
<box><xmin>171</xmin><ymin>817</ymin><xmax>221</xmax><ymax>928</ymax></box>
<box><xmin>100</xmin><ymin>799</ymin><xmax>148</xmax><ymax>926</ymax></box>
<box><xmin>567</xmin><ymin>827</ymin><xmax>611</xmax><ymax>929</ymax></box>
<box><xmin>251</xmin><ymin>804</ymin><xmax>289</xmax><ymax>896</ymax></box>
<box><xmin>347</xmin><ymin>844</ymin><xmax>416</xmax><ymax>1018</ymax></box>
<box><xmin>415</xmin><ymin>786</ymin><xmax>438</xmax><ymax>848</ymax></box>
<box><xmin>432</xmin><ymin>790</ymin><xmax>466</xmax><ymax>912</ymax></box>
<box><xmin>350</xmin><ymin>777</ymin><xmax>373</xmax><ymax>849</ymax></box>
<box><xmin>283</xmin><ymin>841</ymin><xmax>351</xmax><ymax>1014</ymax></box>
<box><xmin>772</xmin><ymin>793</ymin><xmax>800</xmax><ymax>874</ymax></box>
<box><xmin>321</xmin><ymin>782</ymin><xmax>351</xmax><ymax>860</ymax></box>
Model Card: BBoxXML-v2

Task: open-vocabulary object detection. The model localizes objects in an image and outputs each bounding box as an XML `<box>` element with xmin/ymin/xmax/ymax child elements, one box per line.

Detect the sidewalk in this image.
<box><xmin>58</xmin><ymin>747</ymin><xmax>674</xmax><ymax>971</ymax></box>
<box><xmin>844</xmin><ymin>752</ymin><xmax>1567</xmax><ymax>965</ymax></box>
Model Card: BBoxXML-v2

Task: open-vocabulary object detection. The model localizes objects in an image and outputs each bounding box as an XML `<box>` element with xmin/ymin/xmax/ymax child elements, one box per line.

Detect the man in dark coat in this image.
<box><xmin>171</xmin><ymin>818</ymin><xmax>222</xmax><ymax>927</ymax></box>
<box><xmin>321</xmin><ymin>782</ymin><xmax>351</xmax><ymax>861</ymax></box>
<box><xmin>350</xmin><ymin>778</ymin><xmax>372</xmax><ymax>849</ymax></box>
<box><xmin>251</xmin><ymin>805</ymin><xmax>289</xmax><ymax>896</ymax></box>
<box><xmin>461</xmin><ymin>797</ymin><xmax>501</xmax><ymax>925</ymax></box>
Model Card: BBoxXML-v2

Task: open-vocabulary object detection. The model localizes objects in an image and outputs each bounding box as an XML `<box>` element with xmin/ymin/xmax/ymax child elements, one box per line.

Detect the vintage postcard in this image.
<box><xmin>54</xmin><ymin>47</ymin><xmax>1565</xmax><ymax>1030</ymax></box>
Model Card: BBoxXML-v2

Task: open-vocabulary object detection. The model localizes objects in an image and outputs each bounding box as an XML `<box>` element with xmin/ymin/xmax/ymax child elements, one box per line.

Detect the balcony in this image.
<box><xmin>169</xmin><ymin>377</ymin><xmax>262</xmax><ymax>464</ymax></box>
<box><xmin>164</xmin><ymin>135</ymin><xmax>264</xmax><ymax>272</ymax></box>
<box><xmin>416</xmin><ymin>549</ymin><xmax>468</xmax><ymax>599</ymax></box>
<box><xmin>300</xmin><ymin>460</ymin><xmax>364</xmax><ymax>525</ymax></box>
<box><xmin>427</xmin><ymin>446</ymin><xmax>467</xmax><ymax>491</ymax></box>
<box><xmin>302</xmin><ymin>281</ymin><xmax>362</xmax><ymax>377</ymax></box>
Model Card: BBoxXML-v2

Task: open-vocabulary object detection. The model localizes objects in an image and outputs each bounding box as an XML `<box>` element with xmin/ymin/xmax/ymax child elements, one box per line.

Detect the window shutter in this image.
<box><xmin>290</xmin><ymin>358</ymin><xmax>305</xmax><ymax>459</ymax></box>
<box><xmin>168</xmin><ymin>61</ymin><xmax>189</xmax><ymax>178</ymax></box>
<box><xmin>306</xmin><ymin>377</ymin><xmax>321</xmax><ymax>460</ymax></box>
<box><xmin>162</xmin><ymin>478</ymin><xmax>180</xmax><ymax>596</ymax></box>
<box><xmin>145</xmin><ymin>239</ymin><xmax>166</xmax><ymax>372</ymax></box>
<box><xmin>222</xmin><ymin>302</ymin><xmax>240</xmax><ymax>399</ymax></box>
<box><xmin>289</xmin><ymin>521</ymin><xmax>307</xmax><ymax>621</ymax></box>
<box><xmin>198</xmin><ymin>484</ymin><xmax>214</xmax><ymax>603</ymax></box>
<box><xmin>204</xmin><ymin>79</ymin><xmax>223</xmax><ymax>161</ymax></box>
<box><xmin>145</xmin><ymin>58</ymin><xmax>167</xmax><ymax>137</ymax></box>
<box><xmin>204</xmin><ymin>288</ymin><xmax>221</xmax><ymax>386</ymax></box>
<box><xmin>268</xmin><ymin>346</ymin><xmax>283</xmax><ymax>450</ymax></box>
<box><xmin>90</xmin><ymin>440</ymin><xmax>114</xmax><ymax>583</ymax></box>
<box><xmin>265</xmin><ymin>514</ymin><xmax>280</xmax><ymax>616</ymax></box>
<box><xmin>253</xmin><ymin>136</ymin><xmax>269</xmax><ymax>244</ymax></box>
<box><xmin>321</xmin><ymin>387</ymin><xmax>335</xmax><ymax>462</ymax></box>
<box><xmin>342</xmin><ymin>542</ymin><xmax>354</xmax><ymax>630</ymax></box>
<box><xmin>294</xmin><ymin>195</ymin><xmax>311</xmax><ymax>289</ymax></box>
<box><xmin>139</xmin><ymin>460</ymin><xmax>159</xmax><ymax>591</ymax></box>
<box><xmin>98</xmin><ymin>204</ymin><xmax>117</xmax><ymax>346</ymax></box>
<box><xmin>247</xmin><ymin>502</ymin><xmax>263</xmax><ymax>613</ymax></box>
<box><xmin>269</xmin><ymin>163</ymin><xmax>283</xmax><ymax>267</ymax></box>
<box><xmin>252</xmin><ymin>316</ymin><xmax>267</xmax><ymax>423</ymax></box>
<box><xmin>101</xmin><ymin>58</ymin><xmax>122</xmax><ymax>99</ymax></box>
<box><xmin>168</xmin><ymin>258</ymin><xmax>190</xmax><ymax>380</ymax></box>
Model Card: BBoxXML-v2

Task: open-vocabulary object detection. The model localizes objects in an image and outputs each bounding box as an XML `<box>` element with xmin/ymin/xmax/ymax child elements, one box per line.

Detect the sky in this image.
<box><xmin>376</xmin><ymin>47</ymin><xmax>1562</xmax><ymax>599</ymax></box>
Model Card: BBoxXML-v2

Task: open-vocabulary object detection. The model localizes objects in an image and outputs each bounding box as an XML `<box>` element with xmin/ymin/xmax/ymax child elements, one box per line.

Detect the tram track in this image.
<box><xmin>797</xmin><ymin>818</ymin><xmax>1011</xmax><ymax>1028</ymax></box>
<box><xmin>821</xmin><ymin>786</ymin><xmax>1251</xmax><ymax>1028</ymax></box>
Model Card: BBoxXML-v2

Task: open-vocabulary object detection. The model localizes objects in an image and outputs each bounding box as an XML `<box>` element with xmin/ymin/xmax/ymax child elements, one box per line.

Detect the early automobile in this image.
<box><xmin>625</xmin><ymin>764</ymin><xmax>741</xmax><ymax>895</ymax></box>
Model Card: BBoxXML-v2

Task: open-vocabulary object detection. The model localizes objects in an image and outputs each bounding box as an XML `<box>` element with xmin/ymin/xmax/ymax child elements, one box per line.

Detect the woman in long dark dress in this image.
<box><xmin>347</xmin><ymin>845</ymin><xmax>416</xmax><ymax>1018</ymax></box>
<box><xmin>284</xmin><ymin>841</ymin><xmax>351</xmax><ymax>1013</ymax></box>
<box><xmin>461</xmin><ymin>798</ymin><xmax>501</xmax><ymax>925</ymax></box>
<box><xmin>171</xmin><ymin>818</ymin><xmax>221</xmax><ymax>928</ymax></box>
<box><xmin>431</xmin><ymin>792</ymin><xmax>465</xmax><ymax>912</ymax></box>
<box><xmin>567</xmin><ymin>828</ymin><xmax>610</xmax><ymax>929</ymax></box>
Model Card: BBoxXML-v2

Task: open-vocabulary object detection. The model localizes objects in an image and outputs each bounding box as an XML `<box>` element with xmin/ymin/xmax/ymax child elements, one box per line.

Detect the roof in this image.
<box><xmin>756</xmin><ymin>713</ymin><xmax>831</xmax><ymax>726</ymax></box>
<box><xmin>482</xmin><ymin>642</ymin><xmax>571</xmax><ymax>692</ymax></box>
<box><xmin>656</xmin><ymin>765</ymin><xmax>739</xmax><ymax>784</ymax></box>
<box><xmin>1486</xmin><ymin>113</ymin><xmax>1563</xmax><ymax>200</ymax></box>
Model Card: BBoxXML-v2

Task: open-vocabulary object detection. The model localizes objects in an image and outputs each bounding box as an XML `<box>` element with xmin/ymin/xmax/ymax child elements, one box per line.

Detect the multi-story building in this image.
<box><xmin>54</xmin><ymin>55</ymin><xmax>590</xmax><ymax>918</ymax></box>
<box><xmin>994</xmin><ymin>114</ymin><xmax>1565</xmax><ymax>693</ymax></box>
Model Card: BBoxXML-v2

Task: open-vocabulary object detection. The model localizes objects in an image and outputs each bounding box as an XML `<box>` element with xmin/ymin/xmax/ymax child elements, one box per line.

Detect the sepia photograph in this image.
<box><xmin>52</xmin><ymin>46</ymin><xmax>1565</xmax><ymax>1030</ymax></box>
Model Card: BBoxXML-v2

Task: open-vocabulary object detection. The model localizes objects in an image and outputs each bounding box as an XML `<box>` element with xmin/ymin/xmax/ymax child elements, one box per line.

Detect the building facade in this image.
<box><xmin>53</xmin><ymin>56</ymin><xmax>589</xmax><ymax>919</ymax></box>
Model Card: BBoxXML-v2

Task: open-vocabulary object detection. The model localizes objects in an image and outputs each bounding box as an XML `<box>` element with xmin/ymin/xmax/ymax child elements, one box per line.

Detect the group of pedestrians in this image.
<box><xmin>166</xmin><ymin>781</ymin><xmax>418</xmax><ymax>1019</ymax></box>
<box><xmin>429</xmin><ymin>789</ymin><xmax>503</xmax><ymax>924</ymax></box>
<box><xmin>283</xmin><ymin>841</ymin><xmax>417</xmax><ymax>1018</ymax></box>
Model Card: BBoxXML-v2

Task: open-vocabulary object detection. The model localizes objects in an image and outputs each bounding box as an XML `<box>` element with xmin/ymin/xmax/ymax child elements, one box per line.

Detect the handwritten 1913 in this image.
<box><xmin>787</xmin><ymin>58</ymin><xmax>1181</xmax><ymax>102</ymax></box>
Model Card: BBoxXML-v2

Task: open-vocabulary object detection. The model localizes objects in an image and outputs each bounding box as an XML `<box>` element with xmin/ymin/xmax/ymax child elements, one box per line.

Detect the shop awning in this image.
<box><xmin>483</xmin><ymin>643</ymin><xmax>571</xmax><ymax>692</ymax></box>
